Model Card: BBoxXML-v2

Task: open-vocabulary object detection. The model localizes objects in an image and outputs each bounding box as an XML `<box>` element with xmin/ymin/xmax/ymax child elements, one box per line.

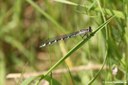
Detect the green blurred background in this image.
<box><xmin>0</xmin><ymin>0</ymin><xmax>128</xmax><ymax>85</ymax></box>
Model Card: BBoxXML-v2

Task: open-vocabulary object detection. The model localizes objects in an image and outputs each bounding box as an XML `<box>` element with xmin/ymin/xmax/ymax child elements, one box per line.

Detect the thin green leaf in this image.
<box><xmin>26</xmin><ymin>0</ymin><xmax>65</xmax><ymax>33</ymax></box>
<box><xmin>54</xmin><ymin>0</ymin><xmax>85</xmax><ymax>7</ymax></box>
<box><xmin>0</xmin><ymin>49</ymin><xmax>5</xmax><ymax>85</ymax></box>
<box><xmin>42</xmin><ymin>16</ymin><xmax>115</xmax><ymax>78</ymax></box>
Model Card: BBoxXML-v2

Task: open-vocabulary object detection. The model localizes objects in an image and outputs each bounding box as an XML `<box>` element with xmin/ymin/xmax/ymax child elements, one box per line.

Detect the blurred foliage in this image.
<box><xmin>0</xmin><ymin>0</ymin><xmax>128</xmax><ymax>85</ymax></box>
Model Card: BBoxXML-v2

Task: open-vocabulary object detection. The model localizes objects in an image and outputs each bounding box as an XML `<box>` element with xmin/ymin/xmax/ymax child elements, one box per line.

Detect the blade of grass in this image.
<box><xmin>4</xmin><ymin>36</ymin><xmax>34</xmax><ymax>64</ymax></box>
<box><xmin>40</xmin><ymin>16</ymin><xmax>115</xmax><ymax>78</ymax></box>
<box><xmin>55</xmin><ymin>0</ymin><xmax>124</xmax><ymax>19</ymax></box>
<box><xmin>0</xmin><ymin>49</ymin><xmax>5</xmax><ymax>85</ymax></box>
<box><xmin>88</xmin><ymin>51</ymin><xmax>108</xmax><ymax>85</ymax></box>
<box><xmin>95</xmin><ymin>8</ymin><xmax>125</xmax><ymax>19</ymax></box>
<box><xmin>26</xmin><ymin>0</ymin><xmax>66</xmax><ymax>33</ymax></box>
<box><xmin>21</xmin><ymin>16</ymin><xmax>114</xmax><ymax>84</ymax></box>
<box><xmin>54</xmin><ymin>0</ymin><xmax>85</xmax><ymax>7</ymax></box>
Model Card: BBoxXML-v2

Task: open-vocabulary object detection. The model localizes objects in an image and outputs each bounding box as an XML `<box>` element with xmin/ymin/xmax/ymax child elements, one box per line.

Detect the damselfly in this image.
<box><xmin>40</xmin><ymin>27</ymin><xmax>92</xmax><ymax>48</ymax></box>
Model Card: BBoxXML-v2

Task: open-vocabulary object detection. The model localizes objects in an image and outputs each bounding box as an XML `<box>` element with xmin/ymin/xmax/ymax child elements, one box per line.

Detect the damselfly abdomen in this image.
<box><xmin>40</xmin><ymin>27</ymin><xmax>92</xmax><ymax>48</ymax></box>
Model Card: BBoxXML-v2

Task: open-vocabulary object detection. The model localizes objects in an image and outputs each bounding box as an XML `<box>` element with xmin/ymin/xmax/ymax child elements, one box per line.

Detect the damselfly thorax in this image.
<box><xmin>40</xmin><ymin>27</ymin><xmax>92</xmax><ymax>48</ymax></box>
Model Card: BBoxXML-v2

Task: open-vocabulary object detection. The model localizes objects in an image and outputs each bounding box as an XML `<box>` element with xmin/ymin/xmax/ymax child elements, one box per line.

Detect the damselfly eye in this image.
<box><xmin>88</xmin><ymin>26</ymin><xmax>92</xmax><ymax>32</ymax></box>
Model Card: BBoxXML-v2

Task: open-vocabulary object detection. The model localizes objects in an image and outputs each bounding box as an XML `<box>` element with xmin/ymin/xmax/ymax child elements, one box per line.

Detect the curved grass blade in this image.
<box><xmin>21</xmin><ymin>15</ymin><xmax>114</xmax><ymax>84</ymax></box>
<box><xmin>54</xmin><ymin>0</ymin><xmax>85</xmax><ymax>7</ymax></box>
<box><xmin>87</xmin><ymin>51</ymin><xmax>108</xmax><ymax>85</ymax></box>
<box><xmin>26</xmin><ymin>0</ymin><xmax>66</xmax><ymax>33</ymax></box>
<box><xmin>40</xmin><ymin>15</ymin><xmax>115</xmax><ymax>79</ymax></box>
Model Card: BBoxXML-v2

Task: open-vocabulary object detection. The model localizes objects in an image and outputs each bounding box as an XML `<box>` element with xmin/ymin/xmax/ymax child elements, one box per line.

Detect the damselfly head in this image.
<box><xmin>88</xmin><ymin>26</ymin><xmax>92</xmax><ymax>32</ymax></box>
<box><xmin>79</xmin><ymin>27</ymin><xmax>92</xmax><ymax>34</ymax></box>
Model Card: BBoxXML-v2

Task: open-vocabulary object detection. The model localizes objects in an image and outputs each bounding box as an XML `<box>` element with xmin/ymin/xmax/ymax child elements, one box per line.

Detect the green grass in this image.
<box><xmin>0</xmin><ymin>0</ymin><xmax>128</xmax><ymax>85</ymax></box>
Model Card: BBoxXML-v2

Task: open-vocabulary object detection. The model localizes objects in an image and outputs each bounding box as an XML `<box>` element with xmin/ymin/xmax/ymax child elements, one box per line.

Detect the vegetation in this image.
<box><xmin>0</xmin><ymin>0</ymin><xmax>127</xmax><ymax>85</ymax></box>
